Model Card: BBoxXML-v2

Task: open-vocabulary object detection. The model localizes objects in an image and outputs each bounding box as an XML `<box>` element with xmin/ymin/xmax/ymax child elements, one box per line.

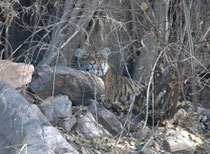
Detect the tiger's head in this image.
<box><xmin>75</xmin><ymin>47</ymin><xmax>111</xmax><ymax>77</ymax></box>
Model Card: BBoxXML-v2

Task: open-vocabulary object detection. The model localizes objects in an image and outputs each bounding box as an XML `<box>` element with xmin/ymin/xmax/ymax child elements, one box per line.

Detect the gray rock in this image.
<box><xmin>39</xmin><ymin>95</ymin><xmax>72</xmax><ymax>123</ymax></box>
<box><xmin>61</xmin><ymin>115</ymin><xmax>77</xmax><ymax>133</ymax></box>
<box><xmin>76</xmin><ymin>112</ymin><xmax>109</xmax><ymax>139</ymax></box>
<box><xmin>198</xmin><ymin>107</ymin><xmax>210</xmax><ymax>121</ymax></box>
<box><xmin>133</xmin><ymin>126</ymin><xmax>152</xmax><ymax>140</ymax></box>
<box><xmin>39</xmin><ymin>98</ymin><xmax>54</xmax><ymax>122</ymax></box>
<box><xmin>89</xmin><ymin>100</ymin><xmax>122</xmax><ymax>136</ymax></box>
<box><xmin>141</xmin><ymin>137</ymin><xmax>158</xmax><ymax>154</ymax></box>
<box><xmin>53</xmin><ymin>95</ymin><xmax>72</xmax><ymax>118</ymax></box>
<box><xmin>0</xmin><ymin>81</ymin><xmax>78</xmax><ymax>154</ymax></box>
<box><xmin>42</xmin><ymin>126</ymin><xmax>77</xmax><ymax>154</ymax></box>
<box><xmin>30</xmin><ymin>65</ymin><xmax>105</xmax><ymax>105</ymax></box>
<box><xmin>164</xmin><ymin>129</ymin><xmax>196</xmax><ymax>154</ymax></box>
<box><xmin>0</xmin><ymin>134</ymin><xmax>10</xmax><ymax>154</ymax></box>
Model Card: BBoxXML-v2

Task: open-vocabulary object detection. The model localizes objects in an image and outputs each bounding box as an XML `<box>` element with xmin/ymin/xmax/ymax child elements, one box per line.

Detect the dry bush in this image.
<box><xmin>0</xmin><ymin>0</ymin><xmax>209</xmax><ymax>123</ymax></box>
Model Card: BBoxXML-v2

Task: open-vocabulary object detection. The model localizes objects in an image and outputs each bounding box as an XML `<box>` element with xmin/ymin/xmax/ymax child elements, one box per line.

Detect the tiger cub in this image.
<box><xmin>74</xmin><ymin>47</ymin><xmax>143</xmax><ymax>105</ymax></box>
<box><xmin>75</xmin><ymin>48</ymin><xmax>110</xmax><ymax>77</ymax></box>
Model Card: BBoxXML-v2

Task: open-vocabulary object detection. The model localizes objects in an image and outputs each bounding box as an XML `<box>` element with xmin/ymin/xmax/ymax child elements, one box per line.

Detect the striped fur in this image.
<box><xmin>104</xmin><ymin>67</ymin><xmax>142</xmax><ymax>103</ymax></box>
<box><xmin>75</xmin><ymin>48</ymin><xmax>143</xmax><ymax>104</ymax></box>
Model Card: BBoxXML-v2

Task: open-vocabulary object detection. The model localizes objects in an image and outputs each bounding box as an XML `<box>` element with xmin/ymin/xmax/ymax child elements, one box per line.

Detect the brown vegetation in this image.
<box><xmin>0</xmin><ymin>0</ymin><xmax>209</xmax><ymax>125</ymax></box>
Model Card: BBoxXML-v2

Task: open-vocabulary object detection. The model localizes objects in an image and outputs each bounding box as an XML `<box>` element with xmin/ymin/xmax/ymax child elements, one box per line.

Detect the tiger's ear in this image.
<box><xmin>75</xmin><ymin>48</ymin><xmax>85</xmax><ymax>58</ymax></box>
<box><xmin>101</xmin><ymin>47</ymin><xmax>111</xmax><ymax>59</ymax></box>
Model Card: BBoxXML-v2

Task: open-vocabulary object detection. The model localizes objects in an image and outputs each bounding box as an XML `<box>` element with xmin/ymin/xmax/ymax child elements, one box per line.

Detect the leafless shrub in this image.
<box><xmin>0</xmin><ymin>0</ymin><xmax>209</xmax><ymax>124</ymax></box>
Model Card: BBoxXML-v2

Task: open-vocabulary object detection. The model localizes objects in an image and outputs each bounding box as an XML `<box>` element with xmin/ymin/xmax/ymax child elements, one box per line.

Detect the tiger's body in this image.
<box><xmin>104</xmin><ymin>67</ymin><xmax>142</xmax><ymax>104</ymax></box>
<box><xmin>74</xmin><ymin>48</ymin><xmax>143</xmax><ymax>105</ymax></box>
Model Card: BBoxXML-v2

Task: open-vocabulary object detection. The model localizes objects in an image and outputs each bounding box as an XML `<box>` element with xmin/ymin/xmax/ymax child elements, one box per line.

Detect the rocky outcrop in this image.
<box><xmin>0</xmin><ymin>82</ymin><xmax>78</xmax><ymax>154</ymax></box>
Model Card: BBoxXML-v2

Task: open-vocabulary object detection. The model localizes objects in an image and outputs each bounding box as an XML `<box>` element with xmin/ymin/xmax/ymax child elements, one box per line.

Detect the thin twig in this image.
<box><xmin>182</xmin><ymin>0</ymin><xmax>198</xmax><ymax>111</ymax></box>
<box><xmin>143</xmin><ymin>49</ymin><xmax>163</xmax><ymax>128</ymax></box>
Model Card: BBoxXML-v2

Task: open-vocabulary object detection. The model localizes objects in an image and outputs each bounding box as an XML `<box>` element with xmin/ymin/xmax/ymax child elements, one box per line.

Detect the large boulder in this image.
<box><xmin>30</xmin><ymin>65</ymin><xmax>105</xmax><ymax>105</ymax></box>
<box><xmin>0</xmin><ymin>81</ymin><xmax>78</xmax><ymax>154</ymax></box>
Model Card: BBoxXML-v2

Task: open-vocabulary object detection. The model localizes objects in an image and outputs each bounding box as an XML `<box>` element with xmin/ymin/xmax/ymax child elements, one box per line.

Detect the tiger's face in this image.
<box><xmin>75</xmin><ymin>48</ymin><xmax>111</xmax><ymax>77</ymax></box>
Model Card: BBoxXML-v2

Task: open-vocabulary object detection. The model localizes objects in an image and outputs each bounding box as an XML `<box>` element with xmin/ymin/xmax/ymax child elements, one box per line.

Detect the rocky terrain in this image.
<box><xmin>0</xmin><ymin>60</ymin><xmax>209</xmax><ymax>154</ymax></box>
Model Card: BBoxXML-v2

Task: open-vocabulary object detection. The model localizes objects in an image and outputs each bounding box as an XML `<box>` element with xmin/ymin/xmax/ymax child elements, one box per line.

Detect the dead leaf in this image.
<box><xmin>141</xmin><ymin>2</ymin><xmax>149</xmax><ymax>11</ymax></box>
